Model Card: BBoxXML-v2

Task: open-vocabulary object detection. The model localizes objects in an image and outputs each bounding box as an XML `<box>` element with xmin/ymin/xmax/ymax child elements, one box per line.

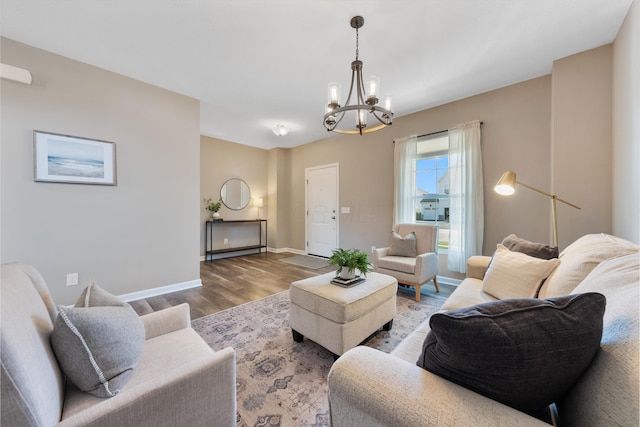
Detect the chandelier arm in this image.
<box><xmin>370</xmin><ymin>108</ymin><xmax>393</xmax><ymax>125</ymax></box>
<box><xmin>332</xmin><ymin>110</ymin><xmax>347</xmax><ymax>129</ymax></box>
<box><xmin>356</xmin><ymin>67</ymin><xmax>365</xmax><ymax>106</ymax></box>
<box><xmin>323</xmin><ymin>110</ymin><xmax>344</xmax><ymax>131</ymax></box>
<box><xmin>331</xmin><ymin>123</ymin><xmax>388</xmax><ymax>135</ymax></box>
<box><xmin>342</xmin><ymin>63</ymin><xmax>358</xmax><ymax>109</ymax></box>
<box><xmin>324</xmin><ymin>107</ymin><xmax>392</xmax><ymax>133</ymax></box>
<box><xmin>326</xmin><ymin>105</ymin><xmax>393</xmax><ymax>116</ymax></box>
<box><xmin>355</xmin><ymin>64</ymin><xmax>366</xmax><ymax>133</ymax></box>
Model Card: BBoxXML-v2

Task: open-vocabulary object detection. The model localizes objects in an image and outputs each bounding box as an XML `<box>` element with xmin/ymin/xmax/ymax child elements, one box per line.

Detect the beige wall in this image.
<box><xmin>200</xmin><ymin>136</ymin><xmax>268</xmax><ymax>255</ymax></box>
<box><xmin>552</xmin><ymin>45</ymin><xmax>613</xmax><ymax>247</ymax></box>
<box><xmin>613</xmin><ymin>0</ymin><xmax>639</xmax><ymax>244</ymax></box>
<box><xmin>287</xmin><ymin>76</ymin><xmax>553</xmax><ymax>271</ymax></box>
<box><xmin>1</xmin><ymin>38</ymin><xmax>201</xmax><ymax>305</ymax></box>
<box><xmin>209</xmin><ymin>58</ymin><xmax>617</xmax><ymax>278</ymax></box>
<box><xmin>283</xmin><ymin>41</ymin><xmax>630</xmax><ymax>264</ymax></box>
<box><xmin>266</xmin><ymin>148</ymin><xmax>292</xmax><ymax>250</ymax></box>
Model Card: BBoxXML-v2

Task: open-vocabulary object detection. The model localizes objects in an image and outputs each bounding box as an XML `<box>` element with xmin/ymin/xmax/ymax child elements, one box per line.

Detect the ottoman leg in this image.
<box><xmin>292</xmin><ymin>329</ymin><xmax>304</xmax><ymax>343</ymax></box>
<box><xmin>382</xmin><ymin>319</ymin><xmax>393</xmax><ymax>331</ymax></box>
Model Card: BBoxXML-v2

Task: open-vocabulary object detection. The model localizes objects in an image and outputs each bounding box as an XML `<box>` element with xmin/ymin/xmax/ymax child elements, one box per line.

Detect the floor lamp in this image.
<box><xmin>494</xmin><ymin>171</ymin><xmax>581</xmax><ymax>246</ymax></box>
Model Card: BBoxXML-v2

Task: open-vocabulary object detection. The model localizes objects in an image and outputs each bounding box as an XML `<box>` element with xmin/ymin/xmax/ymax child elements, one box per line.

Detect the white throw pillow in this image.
<box><xmin>482</xmin><ymin>244</ymin><xmax>561</xmax><ymax>299</ymax></box>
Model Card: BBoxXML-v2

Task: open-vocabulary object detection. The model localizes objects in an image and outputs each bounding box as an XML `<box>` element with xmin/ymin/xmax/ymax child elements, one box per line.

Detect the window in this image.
<box><xmin>416</xmin><ymin>133</ymin><xmax>449</xmax><ymax>251</ymax></box>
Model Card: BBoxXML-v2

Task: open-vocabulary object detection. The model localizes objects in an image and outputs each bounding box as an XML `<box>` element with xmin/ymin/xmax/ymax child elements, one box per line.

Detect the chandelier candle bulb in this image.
<box><xmin>356</xmin><ymin>109</ymin><xmax>367</xmax><ymax>128</ymax></box>
<box><xmin>384</xmin><ymin>95</ymin><xmax>392</xmax><ymax>112</ymax></box>
<box><xmin>365</xmin><ymin>76</ymin><xmax>380</xmax><ymax>103</ymax></box>
<box><xmin>328</xmin><ymin>82</ymin><xmax>341</xmax><ymax>106</ymax></box>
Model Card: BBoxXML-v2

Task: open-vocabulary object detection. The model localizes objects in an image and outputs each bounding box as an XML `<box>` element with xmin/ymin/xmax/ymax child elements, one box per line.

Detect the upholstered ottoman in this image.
<box><xmin>289</xmin><ymin>271</ymin><xmax>397</xmax><ymax>356</ymax></box>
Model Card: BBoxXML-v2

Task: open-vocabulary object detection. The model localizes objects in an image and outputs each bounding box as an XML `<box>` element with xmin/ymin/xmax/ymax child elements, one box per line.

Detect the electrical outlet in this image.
<box><xmin>223</xmin><ymin>238</ymin><xmax>229</xmax><ymax>245</ymax></box>
<box><xmin>371</xmin><ymin>246</ymin><xmax>376</xmax><ymax>253</ymax></box>
<box><xmin>66</xmin><ymin>273</ymin><xmax>79</xmax><ymax>286</ymax></box>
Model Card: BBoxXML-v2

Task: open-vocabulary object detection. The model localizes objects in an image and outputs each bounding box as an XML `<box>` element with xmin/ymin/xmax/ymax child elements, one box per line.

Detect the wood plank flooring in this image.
<box><xmin>129</xmin><ymin>251</ymin><xmax>453</xmax><ymax>320</ymax></box>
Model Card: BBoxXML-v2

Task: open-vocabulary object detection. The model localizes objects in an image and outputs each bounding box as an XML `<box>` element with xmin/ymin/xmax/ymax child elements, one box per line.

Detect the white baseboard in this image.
<box><xmin>267</xmin><ymin>247</ymin><xmax>289</xmax><ymax>254</ymax></box>
<box><xmin>118</xmin><ymin>279</ymin><xmax>202</xmax><ymax>302</ymax></box>
<box><xmin>200</xmin><ymin>247</ymin><xmax>310</xmax><ymax>261</ymax></box>
<box><xmin>273</xmin><ymin>247</ymin><xmax>306</xmax><ymax>255</ymax></box>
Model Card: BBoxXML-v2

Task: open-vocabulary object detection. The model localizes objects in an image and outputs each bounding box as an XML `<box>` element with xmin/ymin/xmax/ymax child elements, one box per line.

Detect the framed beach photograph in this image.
<box><xmin>33</xmin><ymin>131</ymin><xmax>117</xmax><ymax>185</ymax></box>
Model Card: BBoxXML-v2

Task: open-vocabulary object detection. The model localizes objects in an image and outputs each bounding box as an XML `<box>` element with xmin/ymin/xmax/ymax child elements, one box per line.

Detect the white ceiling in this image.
<box><xmin>1</xmin><ymin>1</ymin><xmax>632</xmax><ymax>150</ymax></box>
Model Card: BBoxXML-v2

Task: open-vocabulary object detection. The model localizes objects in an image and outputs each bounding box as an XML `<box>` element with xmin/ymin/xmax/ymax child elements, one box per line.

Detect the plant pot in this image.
<box><xmin>339</xmin><ymin>269</ymin><xmax>356</xmax><ymax>280</ymax></box>
<box><xmin>212</xmin><ymin>212</ymin><xmax>221</xmax><ymax>219</ymax></box>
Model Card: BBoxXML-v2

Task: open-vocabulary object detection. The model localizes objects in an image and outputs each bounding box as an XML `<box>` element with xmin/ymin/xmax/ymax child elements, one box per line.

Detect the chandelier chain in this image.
<box><xmin>355</xmin><ymin>27</ymin><xmax>359</xmax><ymax>61</ymax></box>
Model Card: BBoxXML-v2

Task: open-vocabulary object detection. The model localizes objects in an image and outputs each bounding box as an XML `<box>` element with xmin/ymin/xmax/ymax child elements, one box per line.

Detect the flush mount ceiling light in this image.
<box><xmin>272</xmin><ymin>124</ymin><xmax>289</xmax><ymax>136</ymax></box>
<box><xmin>323</xmin><ymin>16</ymin><xmax>393</xmax><ymax>135</ymax></box>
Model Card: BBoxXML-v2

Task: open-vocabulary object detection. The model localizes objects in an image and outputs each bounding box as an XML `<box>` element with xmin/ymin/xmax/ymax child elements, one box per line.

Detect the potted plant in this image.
<box><xmin>328</xmin><ymin>248</ymin><xmax>372</xmax><ymax>279</ymax></box>
<box><xmin>203</xmin><ymin>197</ymin><xmax>223</xmax><ymax>219</ymax></box>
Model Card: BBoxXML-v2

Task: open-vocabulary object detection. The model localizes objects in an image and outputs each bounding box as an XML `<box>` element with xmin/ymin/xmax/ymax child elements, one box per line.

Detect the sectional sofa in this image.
<box><xmin>328</xmin><ymin>233</ymin><xmax>639</xmax><ymax>426</ymax></box>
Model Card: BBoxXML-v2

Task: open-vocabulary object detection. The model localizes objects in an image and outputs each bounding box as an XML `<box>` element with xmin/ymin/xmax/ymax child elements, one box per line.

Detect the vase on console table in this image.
<box><xmin>212</xmin><ymin>212</ymin><xmax>221</xmax><ymax>220</ymax></box>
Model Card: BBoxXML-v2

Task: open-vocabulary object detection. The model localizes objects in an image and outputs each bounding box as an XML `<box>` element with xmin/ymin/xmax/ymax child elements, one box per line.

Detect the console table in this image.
<box><xmin>205</xmin><ymin>219</ymin><xmax>267</xmax><ymax>261</ymax></box>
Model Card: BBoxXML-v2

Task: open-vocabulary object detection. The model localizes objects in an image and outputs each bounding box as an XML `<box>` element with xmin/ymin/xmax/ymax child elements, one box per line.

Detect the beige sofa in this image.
<box><xmin>328</xmin><ymin>234</ymin><xmax>639</xmax><ymax>426</ymax></box>
<box><xmin>1</xmin><ymin>263</ymin><xmax>237</xmax><ymax>426</ymax></box>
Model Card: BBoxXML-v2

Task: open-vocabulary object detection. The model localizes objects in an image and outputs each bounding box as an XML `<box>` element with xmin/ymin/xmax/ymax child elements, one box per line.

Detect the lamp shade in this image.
<box><xmin>253</xmin><ymin>197</ymin><xmax>263</xmax><ymax>208</ymax></box>
<box><xmin>494</xmin><ymin>171</ymin><xmax>517</xmax><ymax>195</ymax></box>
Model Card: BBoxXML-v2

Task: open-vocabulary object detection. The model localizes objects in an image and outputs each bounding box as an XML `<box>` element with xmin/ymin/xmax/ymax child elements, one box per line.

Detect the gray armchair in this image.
<box><xmin>1</xmin><ymin>262</ymin><xmax>236</xmax><ymax>427</ymax></box>
<box><xmin>373</xmin><ymin>223</ymin><xmax>439</xmax><ymax>301</ymax></box>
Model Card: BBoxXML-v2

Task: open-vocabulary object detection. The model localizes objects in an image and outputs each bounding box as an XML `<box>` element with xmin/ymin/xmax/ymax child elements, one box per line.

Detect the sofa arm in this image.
<box><xmin>466</xmin><ymin>255</ymin><xmax>492</xmax><ymax>279</ymax></box>
<box><xmin>415</xmin><ymin>252</ymin><xmax>438</xmax><ymax>278</ymax></box>
<box><xmin>140</xmin><ymin>303</ymin><xmax>191</xmax><ymax>339</ymax></box>
<box><xmin>373</xmin><ymin>247</ymin><xmax>390</xmax><ymax>268</ymax></box>
<box><xmin>328</xmin><ymin>346</ymin><xmax>546</xmax><ymax>427</ymax></box>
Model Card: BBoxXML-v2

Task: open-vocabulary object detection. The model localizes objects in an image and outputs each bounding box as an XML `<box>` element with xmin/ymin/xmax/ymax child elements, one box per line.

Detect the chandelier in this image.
<box><xmin>323</xmin><ymin>16</ymin><xmax>393</xmax><ymax>135</ymax></box>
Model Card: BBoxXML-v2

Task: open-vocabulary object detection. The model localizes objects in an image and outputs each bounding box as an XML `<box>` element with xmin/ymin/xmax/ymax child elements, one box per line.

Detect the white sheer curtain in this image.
<box><xmin>447</xmin><ymin>120</ymin><xmax>484</xmax><ymax>273</ymax></box>
<box><xmin>393</xmin><ymin>135</ymin><xmax>417</xmax><ymax>226</ymax></box>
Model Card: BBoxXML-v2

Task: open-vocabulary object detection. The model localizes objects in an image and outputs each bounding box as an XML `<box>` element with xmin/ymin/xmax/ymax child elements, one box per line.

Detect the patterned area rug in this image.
<box><xmin>278</xmin><ymin>255</ymin><xmax>330</xmax><ymax>270</ymax></box>
<box><xmin>192</xmin><ymin>289</ymin><xmax>445</xmax><ymax>427</ymax></box>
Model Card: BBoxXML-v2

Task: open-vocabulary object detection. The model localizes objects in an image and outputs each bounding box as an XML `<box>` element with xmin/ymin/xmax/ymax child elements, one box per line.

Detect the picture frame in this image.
<box><xmin>33</xmin><ymin>130</ymin><xmax>117</xmax><ymax>185</ymax></box>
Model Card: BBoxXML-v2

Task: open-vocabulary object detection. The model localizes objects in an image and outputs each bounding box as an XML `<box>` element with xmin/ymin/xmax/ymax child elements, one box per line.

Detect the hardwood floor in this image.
<box><xmin>129</xmin><ymin>252</ymin><xmax>334</xmax><ymax>319</ymax></box>
<box><xmin>129</xmin><ymin>251</ymin><xmax>453</xmax><ymax>320</ymax></box>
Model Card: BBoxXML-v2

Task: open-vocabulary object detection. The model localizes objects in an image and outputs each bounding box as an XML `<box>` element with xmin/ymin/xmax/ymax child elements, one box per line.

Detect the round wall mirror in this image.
<box><xmin>220</xmin><ymin>178</ymin><xmax>251</xmax><ymax>210</ymax></box>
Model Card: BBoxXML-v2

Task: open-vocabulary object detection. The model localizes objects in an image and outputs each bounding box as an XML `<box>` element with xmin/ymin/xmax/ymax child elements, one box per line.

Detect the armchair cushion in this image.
<box><xmin>51</xmin><ymin>283</ymin><xmax>145</xmax><ymax>398</ymax></box>
<box><xmin>388</xmin><ymin>231</ymin><xmax>417</xmax><ymax>257</ymax></box>
<box><xmin>417</xmin><ymin>292</ymin><xmax>605</xmax><ymax>414</ymax></box>
<box><xmin>482</xmin><ymin>244</ymin><xmax>560</xmax><ymax>299</ymax></box>
<box><xmin>377</xmin><ymin>256</ymin><xmax>416</xmax><ymax>274</ymax></box>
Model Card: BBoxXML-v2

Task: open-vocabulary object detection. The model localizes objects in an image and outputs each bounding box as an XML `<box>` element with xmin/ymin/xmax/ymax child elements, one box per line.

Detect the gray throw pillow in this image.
<box><xmin>502</xmin><ymin>234</ymin><xmax>559</xmax><ymax>260</ymax></box>
<box><xmin>388</xmin><ymin>231</ymin><xmax>417</xmax><ymax>257</ymax></box>
<box><xmin>51</xmin><ymin>282</ymin><xmax>145</xmax><ymax>398</ymax></box>
<box><xmin>417</xmin><ymin>293</ymin><xmax>605</xmax><ymax>414</ymax></box>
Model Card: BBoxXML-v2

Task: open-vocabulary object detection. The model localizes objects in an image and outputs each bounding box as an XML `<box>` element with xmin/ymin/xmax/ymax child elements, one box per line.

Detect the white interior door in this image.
<box><xmin>306</xmin><ymin>164</ymin><xmax>338</xmax><ymax>257</ymax></box>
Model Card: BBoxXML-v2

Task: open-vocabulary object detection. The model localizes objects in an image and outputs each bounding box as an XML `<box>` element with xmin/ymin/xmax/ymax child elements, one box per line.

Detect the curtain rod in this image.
<box><xmin>393</xmin><ymin>121</ymin><xmax>484</xmax><ymax>142</ymax></box>
<box><xmin>417</xmin><ymin>121</ymin><xmax>483</xmax><ymax>139</ymax></box>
